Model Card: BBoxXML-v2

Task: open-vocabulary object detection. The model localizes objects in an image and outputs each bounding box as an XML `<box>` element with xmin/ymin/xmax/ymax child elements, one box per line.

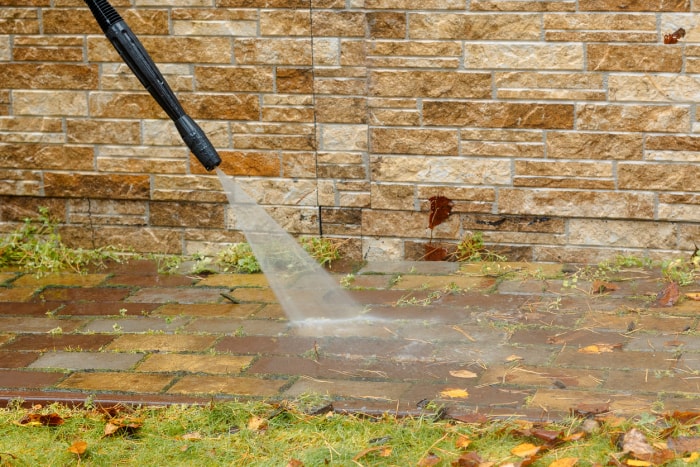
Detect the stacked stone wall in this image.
<box><xmin>1</xmin><ymin>0</ymin><xmax>700</xmax><ymax>262</ymax></box>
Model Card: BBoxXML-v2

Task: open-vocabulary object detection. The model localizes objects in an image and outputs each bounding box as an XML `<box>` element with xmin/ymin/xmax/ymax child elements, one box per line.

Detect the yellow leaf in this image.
<box><xmin>683</xmin><ymin>452</ymin><xmax>700</xmax><ymax>463</ymax></box>
<box><xmin>439</xmin><ymin>388</ymin><xmax>469</xmax><ymax>399</ymax></box>
<box><xmin>103</xmin><ymin>422</ymin><xmax>120</xmax><ymax>436</ymax></box>
<box><xmin>449</xmin><ymin>370</ymin><xmax>478</xmax><ymax>379</ymax></box>
<box><xmin>685</xmin><ymin>292</ymin><xmax>700</xmax><ymax>301</ymax></box>
<box><xmin>247</xmin><ymin>415</ymin><xmax>268</xmax><ymax>432</ymax></box>
<box><xmin>625</xmin><ymin>460</ymin><xmax>652</xmax><ymax>466</ymax></box>
<box><xmin>578</xmin><ymin>343</ymin><xmax>620</xmax><ymax>354</ymax></box>
<box><xmin>511</xmin><ymin>442</ymin><xmax>541</xmax><ymax>458</ymax></box>
<box><xmin>182</xmin><ymin>431</ymin><xmax>202</xmax><ymax>441</ymax></box>
<box><xmin>549</xmin><ymin>458</ymin><xmax>578</xmax><ymax>467</ymax></box>
<box><xmin>67</xmin><ymin>440</ymin><xmax>87</xmax><ymax>455</ymax></box>
<box><xmin>455</xmin><ymin>435</ymin><xmax>471</xmax><ymax>449</ymax></box>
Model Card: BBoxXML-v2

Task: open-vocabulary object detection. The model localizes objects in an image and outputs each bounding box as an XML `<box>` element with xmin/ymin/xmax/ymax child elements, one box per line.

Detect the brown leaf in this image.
<box><xmin>592</xmin><ymin>280</ymin><xmax>619</xmax><ymax>294</ymax></box>
<box><xmin>19</xmin><ymin>412</ymin><xmax>65</xmax><ymax>427</ymax></box>
<box><xmin>530</xmin><ymin>428</ymin><xmax>562</xmax><ymax>444</ymax></box>
<box><xmin>424</xmin><ymin>243</ymin><xmax>449</xmax><ymax>261</ymax></box>
<box><xmin>571</xmin><ymin>402</ymin><xmax>610</xmax><ymax>418</ymax></box>
<box><xmin>353</xmin><ymin>445</ymin><xmax>392</xmax><ymax>461</ymax></box>
<box><xmin>418</xmin><ymin>452</ymin><xmax>441</xmax><ymax>466</ymax></box>
<box><xmin>684</xmin><ymin>292</ymin><xmax>700</xmax><ymax>301</ymax></box>
<box><xmin>103</xmin><ymin>417</ymin><xmax>143</xmax><ymax>437</ymax></box>
<box><xmin>67</xmin><ymin>440</ymin><xmax>87</xmax><ymax>455</ymax></box>
<box><xmin>286</xmin><ymin>459</ymin><xmax>304</xmax><ymax>467</ymax></box>
<box><xmin>181</xmin><ymin>431</ymin><xmax>202</xmax><ymax>441</ymax></box>
<box><xmin>655</xmin><ymin>282</ymin><xmax>681</xmax><ymax>307</ymax></box>
<box><xmin>549</xmin><ymin>459</ymin><xmax>578</xmax><ymax>467</ymax></box>
<box><xmin>451</xmin><ymin>452</ymin><xmax>484</xmax><ymax>466</ymax></box>
<box><xmin>621</xmin><ymin>428</ymin><xmax>654</xmax><ymax>457</ymax></box>
<box><xmin>104</xmin><ymin>422</ymin><xmax>121</xmax><ymax>437</ymax></box>
<box><xmin>455</xmin><ymin>434</ymin><xmax>472</xmax><ymax>449</ymax></box>
<box><xmin>668</xmin><ymin>436</ymin><xmax>700</xmax><ymax>453</ymax></box>
<box><xmin>428</xmin><ymin>195</ymin><xmax>453</xmax><ymax>230</ymax></box>
<box><xmin>668</xmin><ymin>411</ymin><xmax>700</xmax><ymax>425</ymax></box>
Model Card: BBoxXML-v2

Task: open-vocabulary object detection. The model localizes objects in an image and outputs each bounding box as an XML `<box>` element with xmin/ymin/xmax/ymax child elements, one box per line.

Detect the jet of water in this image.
<box><xmin>216</xmin><ymin>169</ymin><xmax>364</xmax><ymax>324</ymax></box>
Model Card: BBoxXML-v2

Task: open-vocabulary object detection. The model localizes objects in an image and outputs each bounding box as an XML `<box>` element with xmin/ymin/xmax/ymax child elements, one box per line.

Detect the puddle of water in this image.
<box><xmin>217</xmin><ymin>169</ymin><xmax>365</xmax><ymax>328</ymax></box>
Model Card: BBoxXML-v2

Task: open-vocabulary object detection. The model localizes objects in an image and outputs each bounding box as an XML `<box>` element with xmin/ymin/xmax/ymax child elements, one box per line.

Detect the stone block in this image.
<box><xmin>362</xmin><ymin>209</ymin><xmax>459</xmax><ymax>238</ymax></box>
<box><xmin>569</xmin><ymin>219</ymin><xmax>678</xmax><ymax>249</ymax></box>
<box><xmin>371</xmin><ymin>128</ymin><xmax>458</xmax><ymax>155</ymax></box>
<box><xmin>194</xmin><ymin>66</ymin><xmax>274</xmax><ymax>92</ymax></box>
<box><xmin>0</xmin><ymin>144</ymin><xmax>94</xmax><ymax>170</ymax></box>
<box><xmin>588</xmin><ymin>44</ymin><xmax>682</xmax><ymax>72</ymax></box>
<box><xmin>370</xmin><ymin>70</ymin><xmax>490</xmax><ymax>98</ymax></box>
<box><xmin>367</xmin><ymin>11</ymin><xmax>406</xmax><ymax>38</ymax></box>
<box><xmin>150</xmin><ymin>201</ymin><xmax>225</xmax><ymax>228</ymax></box>
<box><xmin>276</xmin><ymin>68</ymin><xmax>313</xmax><ymax>93</ymax></box>
<box><xmin>465</xmin><ymin>43</ymin><xmax>583</xmax><ymax>70</ymax></box>
<box><xmin>576</xmin><ymin>104</ymin><xmax>689</xmax><ymax>132</ymax></box>
<box><xmin>88</xmin><ymin>92</ymin><xmax>167</xmax><ymax>119</ymax></box>
<box><xmin>546</xmin><ymin>131</ymin><xmax>643</xmax><ymax>160</ymax></box>
<box><xmin>424</xmin><ymin>102</ymin><xmax>574</xmax><ymax>129</ymax></box>
<box><xmin>319</xmin><ymin>124</ymin><xmax>368</xmax><ymax>151</ymax></box>
<box><xmin>66</xmin><ymin>119</ymin><xmax>140</xmax><ymax>145</ymax></box>
<box><xmin>370</xmin><ymin>183</ymin><xmax>415</xmax><ymax>210</ymax></box>
<box><xmin>234</xmin><ymin>38</ymin><xmax>311</xmax><ymax>65</ymax></box>
<box><xmin>609</xmin><ymin>74</ymin><xmax>700</xmax><ymax>102</ymax></box>
<box><xmin>13</xmin><ymin>90</ymin><xmax>88</xmax><ymax>116</ymax></box>
<box><xmin>260</xmin><ymin>10</ymin><xmax>310</xmax><ymax>36</ymax></box>
<box><xmin>44</xmin><ymin>173</ymin><xmax>150</xmax><ymax>200</ymax></box>
<box><xmin>618</xmin><ymin>162</ymin><xmax>700</xmax><ymax>191</ymax></box>
<box><xmin>499</xmin><ymin>189</ymin><xmax>655</xmax><ymax>219</ymax></box>
<box><xmin>311</xmin><ymin>11</ymin><xmax>365</xmax><ymax>37</ymax></box>
<box><xmin>579</xmin><ymin>0</ymin><xmax>688</xmax><ymax>11</ymax></box>
<box><xmin>409</xmin><ymin>13</ymin><xmax>540</xmax><ymax>40</ymax></box>
<box><xmin>371</xmin><ymin>155</ymin><xmax>511</xmax><ymax>185</ymax></box>
<box><xmin>0</xmin><ymin>9</ymin><xmax>39</xmax><ymax>35</ymax></box>
<box><xmin>315</xmin><ymin>97</ymin><xmax>367</xmax><ymax>123</ymax></box>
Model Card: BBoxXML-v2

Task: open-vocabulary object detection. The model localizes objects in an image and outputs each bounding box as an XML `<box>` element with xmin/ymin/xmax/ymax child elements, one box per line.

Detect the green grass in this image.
<box><xmin>2</xmin><ymin>401</ymin><xmax>699</xmax><ymax>466</ymax></box>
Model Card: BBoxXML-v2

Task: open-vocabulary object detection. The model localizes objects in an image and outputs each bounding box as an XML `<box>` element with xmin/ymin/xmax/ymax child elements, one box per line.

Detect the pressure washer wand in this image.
<box><xmin>83</xmin><ymin>0</ymin><xmax>221</xmax><ymax>171</ymax></box>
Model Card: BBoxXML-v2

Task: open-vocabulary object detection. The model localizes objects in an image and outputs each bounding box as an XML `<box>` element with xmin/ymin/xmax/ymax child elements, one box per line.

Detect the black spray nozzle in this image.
<box><xmin>83</xmin><ymin>0</ymin><xmax>221</xmax><ymax>171</ymax></box>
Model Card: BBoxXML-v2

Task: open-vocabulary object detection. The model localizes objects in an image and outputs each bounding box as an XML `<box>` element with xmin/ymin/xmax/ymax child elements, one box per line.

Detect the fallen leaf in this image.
<box><xmin>418</xmin><ymin>452</ymin><xmax>440</xmax><ymax>466</ymax></box>
<box><xmin>353</xmin><ymin>445</ymin><xmax>392</xmax><ymax>461</ymax></box>
<box><xmin>682</xmin><ymin>452</ymin><xmax>699</xmax><ymax>463</ymax></box>
<box><xmin>511</xmin><ymin>442</ymin><xmax>541</xmax><ymax>458</ymax></box>
<box><xmin>549</xmin><ymin>458</ymin><xmax>578</xmax><ymax>467</ymax></box>
<box><xmin>592</xmin><ymin>280</ymin><xmax>619</xmax><ymax>294</ymax></box>
<box><xmin>455</xmin><ymin>434</ymin><xmax>471</xmax><ymax>449</ymax></box>
<box><xmin>67</xmin><ymin>440</ymin><xmax>87</xmax><ymax>455</ymax></box>
<box><xmin>530</xmin><ymin>428</ymin><xmax>562</xmax><ymax>444</ymax></box>
<box><xmin>286</xmin><ymin>459</ymin><xmax>304</xmax><ymax>467</ymax></box>
<box><xmin>428</xmin><ymin>195</ymin><xmax>453</xmax><ymax>229</ymax></box>
<box><xmin>19</xmin><ymin>413</ymin><xmax>65</xmax><ymax>427</ymax></box>
<box><xmin>624</xmin><ymin>460</ymin><xmax>652</xmax><ymax>466</ymax></box>
<box><xmin>104</xmin><ymin>422</ymin><xmax>121</xmax><ymax>436</ymax></box>
<box><xmin>103</xmin><ymin>417</ymin><xmax>143</xmax><ymax>437</ymax></box>
<box><xmin>684</xmin><ymin>292</ymin><xmax>700</xmax><ymax>301</ymax></box>
<box><xmin>578</xmin><ymin>343</ymin><xmax>622</xmax><ymax>354</ymax></box>
<box><xmin>621</xmin><ymin>428</ymin><xmax>655</xmax><ymax>457</ymax></box>
<box><xmin>669</xmin><ymin>436</ymin><xmax>700</xmax><ymax>454</ymax></box>
<box><xmin>247</xmin><ymin>415</ymin><xmax>268</xmax><ymax>432</ymax></box>
<box><xmin>668</xmin><ymin>411</ymin><xmax>700</xmax><ymax>425</ymax></box>
<box><xmin>655</xmin><ymin>282</ymin><xmax>681</xmax><ymax>307</ymax></box>
<box><xmin>449</xmin><ymin>370</ymin><xmax>478</xmax><ymax>379</ymax></box>
<box><xmin>451</xmin><ymin>451</ymin><xmax>483</xmax><ymax>466</ymax></box>
<box><xmin>181</xmin><ymin>431</ymin><xmax>202</xmax><ymax>441</ymax></box>
<box><xmin>439</xmin><ymin>388</ymin><xmax>469</xmax><ymax>399</ymax></box>
<box><xmin>571</xmin><ymin>402</ymin><xmax>610</xmax><ymax>418</ymax></box>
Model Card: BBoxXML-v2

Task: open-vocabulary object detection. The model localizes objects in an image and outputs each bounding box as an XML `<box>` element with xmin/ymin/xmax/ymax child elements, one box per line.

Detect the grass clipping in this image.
<box><xmin>4</xmin><ymin>401</ymin><xmax>700</xmax><ymax>466</ymax></box>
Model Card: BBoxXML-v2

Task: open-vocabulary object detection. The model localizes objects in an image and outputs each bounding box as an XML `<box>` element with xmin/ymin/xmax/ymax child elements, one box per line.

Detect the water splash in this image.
<box><xmin>216</xmin><ymin>169</ymin><xmax>363</xmax><ymax>324</ymax></box>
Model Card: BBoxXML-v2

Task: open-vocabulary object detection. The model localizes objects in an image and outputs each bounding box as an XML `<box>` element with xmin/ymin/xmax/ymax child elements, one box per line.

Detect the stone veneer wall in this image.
<box><xmin>1</xmin><ymin>0</ymin><xmax>700</xmax><ymax>262</ymax></box>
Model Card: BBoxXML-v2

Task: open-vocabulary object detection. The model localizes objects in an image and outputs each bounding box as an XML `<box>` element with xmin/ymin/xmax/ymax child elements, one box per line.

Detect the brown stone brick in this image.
<box><xmin>13</xmin><ymin>36</ymin><xmax>84</xmax><ymax>62</ymax></box>
<box><xmin>424</xmin><ymin>102</ymin><xmax>574</xmax><ymax>129</ymax></box>
<box><xmin>89</xmin><ymin>92</ymin><xmax>167</xmax><ymax>119</ymax></box>
<box><xmin>368</xmin><ymin>12</ymin><xmax>406</xmax><ymax>39</ymax></box>
<box><xmin>370</xmin><ymin>183</ymin><xmax>415</xmax><ymax>210</ymax></box>
<box><xmin>0</xmin><ymin>8</ymin><xmax>39</xmax><ymax>34</ymax></box>
<box><xmin>579</xmin><ymin>0</ymin><xmax>688</xmax><ymax>11</ymax></box>
<box><xmin>576</xmin><ymin>104</ymin><xmax>689</xmax><ymax>132</ymax></box>
<box><xmin>316</xmin><ymin>97</ymin><xmax>367</xmax><ymax>123</ymax></box>
<box><xmin>233</xmin><ymin>134</ymin><xmax>315</xmax><ymax>151</ymax></box>
<box><xmin>646</xmin><ymin>134</ymin><xmax>700</xmax><ymax>151</ymax></box>
<box><xmin>213</xmin><ymin>151</ymin><xmax>281</xmax><ymax>177</ymax></box>
<box><xmin>235</xmin><ymin>38</ymin><xmax>311</xmax><ymax>65</ymax></box>
<box><xmin>588</xmin><ymin>44</ymin><xmax>681</xmax><ymax>72</ymax></box>
<box><xmin>499</xmin><ymin>189</ymin><xmax>654</xmax><ymax>219</ymax></box>
<box><xmin>462</xmin><ymin>214</ymin><xmax>565</xmax><ymax>233</ymax></box>
<box><xmin>465</xmin><ymin>43</ymin><xmax>583</xmax><ymax>69</ymax></box>
<box><xmin>515</xmin><ymin>160</ymin><xmax>613</xmax><ymax>178</ymax></box>
<box><xmin>370</xmin><ymin>71</ymin><xmax>490</xmax><ymax>98</ymax></box>
<box><xmin>276</xmin><ymin>68</ymin><xmax>313</xmax><ymax>93</ymax></box>
<box><xmin>44</xmin><ymin>173</ymin><xmax>150</xmax><ymax>200</ymax></box>
<box><xmin>371</xmin><ymin>155</ymin><xmax>511</xmax><ymax>185</ymax></box>
<box><xmin>618</xmin><ymin>163</ymin><xmax>700</xmax><ymax>191</ymax></box>
<box><xmin>194</xmin><ymin>66</ymin><xmax>274</xmax><ymax>92</ymax></box>
<box><xmin>44</xmin><ymin>9</ymin><xmax>167</xmax><ymax>35</ymax></box>
<box><xmin>218</xmin><ymin>0</ymin><xmax>309</xmax><ymax>6</ymax></box>
<box><xmin>58</xmin><ymin>372</ymin><xmax>173</xmax><ymax>393</ymax></box>
<box><xmin>150</xmin><ymin>202</ymin><xmax>225</xmax><ymax>228</ymax></box>
<box><xmin>61</xmin><ymin>226</ymin><xmax>182</xmax><ymax>254</ymax></box>
<box><xmin>181</xmin><ymin>94</ymin><xmax>260</xmax><ymax>120</ymax></box>
<box><xmin>87</xmin><ymin>36</ymin><xmax>232</xmax><ymax>64</ymax></box>
<box><xmin>569</xmin><ymin>219</ymin><xmax>677</xmax><ymax>249</ymax></box>
<box><xmin>66</xmin><ymin>119</ymin><xmax>141</xmax><ymax>145</ymax></box>
<box><xmin>409</xmin><ymin>13</ymin><xmax>539</xmax><ymax>40</ymax></box>
<box><xmin>371</xmin><ymin>128</ymin><xmax>458</xmax><ymax>155</ymax></box>
<box><xmin>469</xmin><ymin>0</ymin><xmax>577</xmax><ymax>10</ymax></box>
<box><xmin>311</xmin><ymin>11</ymin><xmax>365</xmax><ymax>37</ymax></box>
<box><xmin>546</xmin><ymin>132</ymin><xmax>643</xmax><ymax>160</ymax></box>
<box><xmin>260</xmin><ymin>9</ymin><xmax>310</xmax><ymax>36</ymax></box>
<box><xmin>0</xmin><ymin>195</ymin><xmax>65</xmax><ymax>222</ymax></box>
<box><xmin>0</xmin><ymin>144</ymin><xmax>94</xmax><ymax>170</ymax></box>
<box><xmin>2</xmin><ymin>64</ymin><xmax>97</xmax><ymax>89</ymax></box>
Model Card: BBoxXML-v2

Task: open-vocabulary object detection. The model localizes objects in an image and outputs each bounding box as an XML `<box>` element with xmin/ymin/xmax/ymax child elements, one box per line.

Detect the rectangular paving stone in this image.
<box><xmin>0</xmin><ymin>334</ymin><xmax>115</xmax><ymax>352</ymax></box>
<box><xmin>154</xmin><ymin>303</ymin><xmax>259</xmax><ymax>318</ymax></box>
<box><xmin>479</xmin><ymin>365</ymin><xmax>605</xmax><ymax>389</ymax></box>
<box><xmin>184</xmin><ymin>318</ymin><xmax>288</xmax><ymax>336</ymax></box>
<box><xmin>106</xmin><ymin>274</ymin><xmax>196</xmax><ymax>288</ymax></box>
<box><xmin>126</xmin><ymin>287</ymin><xmax>226</xmax><ymax>304</ymax></box>
<box><xmin>106</xmin><ymin>334</ymin><xmax>217</xmax><ymax>352</ymax></box>
<box><xmin>0</xmin><ymin>288</ymin><xmax>36</xmax><ymax>302</ymax></box>
<box><xmin>229</xmin><ymin>287</ymin><xmax>277</xmax><ymax>303</ymax></box>
<box><xmin>0</xmin><ymin>352</ymin><xmax>40</xmax><ymax>368</ymax></box>
<box><xmin>530</xmin><ymin>388</ymin><xmax>657</xmax><ymax>416</ymax></box>
<box><xmin>29</xmin><ymin>351</ymin><xmax>144</xmax><ymax>371</ymax></box>
<box><xmin>554</xmin><ymin>347</ymin><xmax>678</xmax><ymax>370</ymax></box>
<box><xmin>580</xmin><ymin>311</ymin><xmax>695</xmax><ymax>333</ymax></box>
<box><xmin>626</xmin><ymin>335</ymin><xmax>700</xmax><ymax>352</ymax></box>
<box><xmin>12</xmin><ymin>273</ymin><xmax>109</xmax><ymax>288</ymax></box>
<box><xmin>0</xmin><ymin>273</ymin><xmax>17</xmax><ymax>285</ymax></box>
<box><xmin>136</xmin><ymin>354</ymin><xmax>254</xmax><ymax>374</ymax></box>
<box><xmin>0</xmin><ymin>302</ymin><xmax>63</xmax><ymax>316</ymax></box>
<box><xmin>251</xmin><ymin>304</ymin><xmax>287</xmax><ymax>319</ymax></box>
<box><xmin>359</xmin><ymin>261</ymin><xmax>460</xmax><ymax>275</ymax></box>
<box><xmin>167</xmin><ymin>375</ymin><xmax>286</xmax><ymax>396</ymax></box>
<box><xmin>35</xmin><ymin>287</ymin><xmax>131</xmax><ymax>302</ymax></box>
<box><xmin>0</xmin><ymin>369</ymin><xmax>64</xmax><ymax>389</ymax></box>
<box><xmin>390</xmin><ymin>274</ymin><xmax>492</xmax><ymax>291</ymax></box>
<box><xmin>57</xmin><ymin>372</ymin><xmax>173</xmax><ymax>393</ymax></box>
<box><xmin>81</xmin><ymin>316</ymin><xmax>189</xmax><ymax>333</ymax></box>
<box><xmin>284</xmin><ymin>378</ymin><xmax>411</xmax><ymax>401</ymax></box>
<box><xmin>196</xmin><ymin>274</ymin><xmax>269</xmax><ymax>288</ymax></box>
<box><xmin>402</xmin><ymin>382</ymin><xmax>534</xmax><ymax>410</ymax></box>
<box><xmin>56</xmin><ymin>302</ymin><xmax>161</xmax><ymax>316</ymax></box>
<box><xmin>215</xmin><ymin>336</ymin><xmax>317</xmax><ymax>355</ymax></box>
<box><xmin>604</xmin><ymin>369</ymin><xmax>700</xmax><ymax>394</ymax></box>
<box><xmin>0</xmin><ymin>317</ymin><xmax>86</xmax><ymax>333</ymax></box>
<box><xmin>511</xmin><ymin>328</ymin><xmax>628</xmax><ymax>347</ymax></box>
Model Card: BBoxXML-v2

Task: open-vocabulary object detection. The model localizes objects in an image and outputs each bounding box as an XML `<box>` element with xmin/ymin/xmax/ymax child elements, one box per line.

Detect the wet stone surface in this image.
<box><xmin>0</xmin><ymin>260</ymin><xmax>699</xmax><ymax>420</ymax></box>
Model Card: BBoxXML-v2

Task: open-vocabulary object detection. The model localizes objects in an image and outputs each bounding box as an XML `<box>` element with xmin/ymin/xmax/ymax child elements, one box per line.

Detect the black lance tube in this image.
<box><xmin>83</xmin><ymin>0</ymin><xmax>221</xmax><ymax>171</ymax></box>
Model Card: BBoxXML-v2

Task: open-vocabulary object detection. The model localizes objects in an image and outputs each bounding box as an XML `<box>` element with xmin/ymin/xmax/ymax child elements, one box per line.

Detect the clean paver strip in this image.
<box><xmin>0</xmin><ymin>259</ymin><xmax>697</xmax><ymax>419</ymax></box>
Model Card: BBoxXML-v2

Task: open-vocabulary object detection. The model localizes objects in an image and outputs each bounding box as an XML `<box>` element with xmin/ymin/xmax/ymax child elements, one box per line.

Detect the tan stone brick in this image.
<box><xmin>233</xmin><ymin>134</ymin><xmax>315</xmax><ymax>151</ymax></box>
<box><xmin>370</xmin><ymin>70</ymin><xmax>491</xmax><ymax>98</ymax></box>
<box><xmin>545</xmin><ymin>31</ymin><xmax>655</xmax><ymax>42</ymax></box>
<box><xmin>0</xmin><ymin>144</ymin><xmax>94</xmax><ymax>170</ymax></box>
<box><xmin>13</xmin><ymin>36</ymin><xmax>83</xmax><ymax>62</ymax></box>
<box><xmin>410</xmin><ymin>13</ymin><xmax>539</xmax><ymax>40</ymax></box>
<box><xmin>365</xmin><ymin>0</ymin><xmax>465</xmax><ymax>7</ymax></box>
<box><xmin>319</xmin><ymin>124</ymin><xmax>367</xmax><ymax>151</ymax></box>
<box><xmin>182</xmin><ymin>93</ymin><xmax>260</xmax><ymax>120</ymax></box>
<box><xmin>515</xmin><ymin>161</ymin><xmax>613</xmax><ymax>178</ymax></box>
<box><xmin>462</xmin><ymin>141</ymin><xmax>544</xmax><ymax>158</ymax></box>
<box><xmin>150</xmin><ymin>202</ymin><xmax>225</xmax><ymax>228</ymax></box>
<box><xmin>168</xmin><ymin>375</ymin><xmax>286</xmax><ymax>396</ymax></box>
<box><xmin>424</xmin><ymin>102</ymin><xmax>574</xmax><ymax>129</ymax></box>
<box><xmin>106</xmin><ymin>334</ymin><xmax>217</xmax><ymax>352</ymax></box>
<box><xmin>514</xmin><ymin>177</ymin><xmax>614</xmax><ymax>189</ymax></box>
<box><xmin>235</xmin><ymin>38</ymin><xmax>311</xmax><ymax>65</ymax></box>
<box><xmin>579</xmin><ymin>0</ymin><xmax>688</xmax><ymax>11</ymax></box>
<box><xmin>68</xmin><ymin>199</ymin><xmax>147</xmax><ymax>226</ymax></box>
<box><xmin>462</xmin><ymin>214</ymin><xmax>565</xmax><ymax>233</ymax></box>
<box><xmin>499</xmin><ymin>189</ymin><xmax>654</xmax><ymax>219</ymax></box>
<box><xmin>88</xmin><ymin>36</ymin><xmax>232</xmax><ymax>63</ymax></box>
<box><xmin>465</xmin><ymin>43</ymin><xmax>583</xmax><ymax>69</ymax></box>
<box><xmin>618</xmin><ymin>163</ymin><xmax>700</xmax><ymax>191</ymax></box>
<box><xmin>371</xmin><ymin>128</ymin><xmax>458</xmax><ymax>155</ymax></box>
<box><xmin>368</xmin><ymin>11</ymin><xmax>405</xmax><ymax>38</ymax></box>
<box><xmin>66</xmin><ymin>119</ymin><xmax>141</xmax><ymax>145</ymax></box>
<box><xmin>546</xmin><ymin>132</ymin><xmax>643</xmax><ymax>160</ymax></box>
<box><xmin>311</xmin><ymin>11</ymin><xmax>365</xmax><ymax>37</ymax></box>
<box><xmin>216</xmin><ymin>151</ymin><xmax>281</xmax><ymax>177</ymax></box>
<box><xmin>259</xmin><ymin>10</ymin><xmax>309</xmax><ymax>36</ymax></box>
<box><xmin>194</xmin><ymin>66</ymin><xmax>274</xmax><ymax>92</ymax></box>
<box><xmin>88</xmin><ymin>92</ymin><xmax>167</xmax><ymax>119</ymax></box>
<box><xmin>576</xmin><ymin>104</ymin><xmax>689</xmax><ymax>132</ymax></box>
<box><xmin>173</xmin><ymin>17</ymin><xmax>256</xmax><ymax>36</ymax></box>
<box><xmin>370</xmin><ymin>109</ymin><xmax>420</xmax><ymax>126</ymax></box>
<box><xmin>371</xmin><ymin>155</ymin><xmax>511</xmax><ymax>184</ymax></box>
<box><xmin>262</xmin><ymin>107</ymin><xmax>315</xmax><ymax>123</ymax></box>
<box><xmin>609</xmin><ymin>75</ymin><xmax>700</xmax><ymax>102</ymax></box>
<box><xmin>569</xmin><ymin>219</ymin><xmax>677</xmax><ymax>248</ymax></box>
<box><xmin>362</xmin><ymin>209</ymin><xmax>459</xmax><ymax>238</ymax></box>
<box><xmin>368</xmin><ymin>40</ymin><xmax>461</xmax><ymax>57</ymax></box>
<box><xmin>137</xmin><ymin>354</ymin><xmax>254</xmax><ymax>374</ymax></box>
<box><xmin>276</xmin><ymin>68</ymin><xmax>313</xmax><ymax>93</ymax></box>
<box><xmin>281</xmin><ymin>151</ymin><xmax>317</xmax><ymax>178</ymax></box>
<box><xmin>588</xmin><ymin>45</ymin><xmax>681</xmax><ymax>72</ymax></box>
<box><xmin>417</xmin><ymin>186</ymin><xmax>496</xmax><ymax>213</ymax></box>
<box><xmin>544</xmin><ymin>12</ymin><xmax>656</xmax><ymax>29</ymax></box>
<box><xmin>57</xmin><ymin>372</ymin><xmax>173</xmax><ymax>393</ymax></box>
<box><xmin>62</xmin><ymin>226</ymin><xmax>181</xmax><ymax>254</ymax></box>
<box><xmin>44</xmin><ymin>8</ymin><xmax>167</xmax><ymax>35</ymax></box>
<box><xmin>647</xmin><ymin>134</ymin><xmax>700</xmax><ymax>151</ymax></box>
<box><xmin>0</xmin><ymin>8</ymin><xmax>39</xmax><ymax>34</ymax></box>
<box><xmin>44</xmin><ymin>173</ymin><xmax>150</xmax><ymax>200</ymax></box>
<box><xmin>370</xmin><ymin>183</ymin><xmax>415</xmax><ymax>210</ymax></box>
<box><xmin>13</xmin><ymin>91</ymin><xmax>88</xmax><ymax>116</ymax></box>
<box><xmin>315</xmin><ymin>97</ymin><xmax>367</xmax><ymax>123</ymax></box>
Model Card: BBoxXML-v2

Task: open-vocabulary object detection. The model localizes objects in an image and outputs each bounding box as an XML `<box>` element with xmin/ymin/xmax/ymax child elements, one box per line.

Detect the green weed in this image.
<box><xmin>300</xmin><ymin>236</ymin><xmax>342</xmax><ymax>268</ymax></box>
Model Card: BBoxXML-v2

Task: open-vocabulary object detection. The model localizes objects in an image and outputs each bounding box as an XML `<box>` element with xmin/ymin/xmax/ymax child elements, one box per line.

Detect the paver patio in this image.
<box><xmin>1</xmin><ymin>259</ymin><xmax>699</xmax><ymax>420</ymax></box>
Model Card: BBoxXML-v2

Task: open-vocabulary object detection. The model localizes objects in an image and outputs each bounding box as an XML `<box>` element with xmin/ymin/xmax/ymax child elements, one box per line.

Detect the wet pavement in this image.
<box><xmin>1</xmin><ymin>259</ymin><xmax>699</xmax><ymax>420</ymax></box>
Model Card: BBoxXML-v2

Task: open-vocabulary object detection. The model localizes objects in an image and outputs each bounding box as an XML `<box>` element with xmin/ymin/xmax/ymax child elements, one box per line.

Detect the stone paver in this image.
<box><xmin>0</xmin><ymin>259</ymin><xmax>699</xmax><ymax>420</ymax></box>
